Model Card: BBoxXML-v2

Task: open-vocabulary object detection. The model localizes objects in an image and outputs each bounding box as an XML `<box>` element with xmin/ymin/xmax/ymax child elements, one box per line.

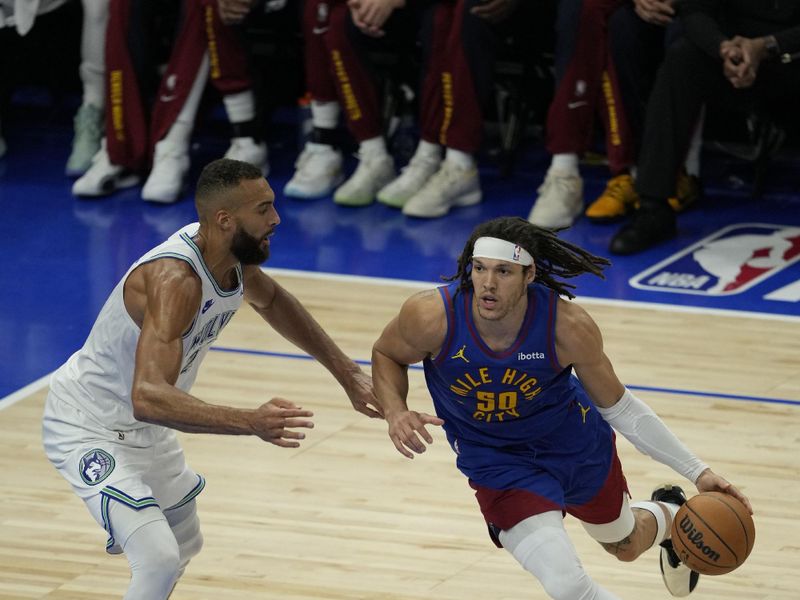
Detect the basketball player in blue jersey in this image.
<box><xmin>371</xmin><ymin>216</ymin><xmax>752</xmax><ymax>599</ymax></box>
<box><xmin>43</xmin><ymin>158</ymin><xmax>382</xmax><ymax>600</ymax></box>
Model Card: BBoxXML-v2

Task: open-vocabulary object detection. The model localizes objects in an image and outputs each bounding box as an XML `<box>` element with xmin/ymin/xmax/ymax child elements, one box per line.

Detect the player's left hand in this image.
<box><xmin>695</xmin><ymin>468</ymin><xmax>753</xmax><ymax>514</ymax></box>
<box><xmin>344</xmin><ymin>368</ymin><xmax>384</xmax><ymax>418</ymax></box>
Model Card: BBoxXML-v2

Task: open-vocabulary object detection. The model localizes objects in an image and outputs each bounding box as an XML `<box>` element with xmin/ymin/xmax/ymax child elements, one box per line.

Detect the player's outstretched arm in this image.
<box><xmin>129</xmin><ymin>260</ymin><xmax>313</xmax><ymax>446</ymax></box>
<box><xmin>559</xmin><ymin>301</ymin><xmax>745</xmax><ymax>498</ymax></box>
<box><xmin>372</xmin><ymin>290</ymin><xmax>446</xmax><ymax>459</ymax></box>
<box><xmin>242</xmin><ymin>265</ymin><xmax>382</xmax><ymax>418</ymax></box>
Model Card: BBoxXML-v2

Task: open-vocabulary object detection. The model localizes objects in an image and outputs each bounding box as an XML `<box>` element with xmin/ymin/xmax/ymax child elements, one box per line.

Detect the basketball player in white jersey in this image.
<box><xmin>42</xmin><ymin>158</ymin><xmax>382</xmax><ymax>599</ymax></box>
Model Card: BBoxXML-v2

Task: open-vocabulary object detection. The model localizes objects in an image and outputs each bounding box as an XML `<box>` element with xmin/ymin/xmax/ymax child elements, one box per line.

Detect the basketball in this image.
<box><xmin>670</xmin><ymin>492</ymin><xmax>755</xmax><ymax>575</ymax></box>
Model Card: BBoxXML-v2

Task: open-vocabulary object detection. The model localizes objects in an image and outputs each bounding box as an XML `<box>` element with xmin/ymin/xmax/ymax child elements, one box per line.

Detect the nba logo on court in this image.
<box><xmin>630</xmin><ymin>224</ymin><xmax>800</xmax><ymax>296</ymax></box>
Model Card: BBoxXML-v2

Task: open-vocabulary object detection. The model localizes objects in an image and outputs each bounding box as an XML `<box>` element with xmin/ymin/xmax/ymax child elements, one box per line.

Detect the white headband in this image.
<box><xmin>472</xmin><ymin>237</ymin><xmax>533</xmax><ymax>266</ymax></box>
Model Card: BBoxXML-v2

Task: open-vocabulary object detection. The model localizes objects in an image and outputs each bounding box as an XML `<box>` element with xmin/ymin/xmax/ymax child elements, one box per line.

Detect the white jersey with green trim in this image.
<box><xmin>49</xmin><ymin>223</ymin><xmax>243</xmax><ymax>431</ymax></box>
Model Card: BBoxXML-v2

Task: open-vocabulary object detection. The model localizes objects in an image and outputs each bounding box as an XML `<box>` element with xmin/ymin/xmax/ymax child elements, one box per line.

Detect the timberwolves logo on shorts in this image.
<box><xmin>79</xmin><ymin>449</ymin><xmax>115</xmax><ymax>485</ymax></box>
<box><xmin>630</xmin><ymin>224</ymin><xmax>800</xmax><ymax>296</ymax></box>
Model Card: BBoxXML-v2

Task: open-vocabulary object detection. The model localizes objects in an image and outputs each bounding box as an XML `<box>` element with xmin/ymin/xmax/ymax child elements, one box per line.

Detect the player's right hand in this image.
<box><xmin>386</xmin><ymin>410</ymin><xmax>444</xmax><ymax>459</ymax></box>
<box><xmin>251</xmin><ymin>397</ymin><xmax>314</xmax><ymax>447</ymax></box>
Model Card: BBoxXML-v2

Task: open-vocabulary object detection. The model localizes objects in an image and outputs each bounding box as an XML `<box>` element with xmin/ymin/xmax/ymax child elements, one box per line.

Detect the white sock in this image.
<box><xmin>359</xmin><ymin>136</ymin><xmax>387</xmax><ymax>157</ymax></box>
<box><xmin>223</xmin><ymin>89</ymin><xmax>256</xmax><ymax>124</ymax></box>
<box><xmin>161</xmin><ymin>54</ymin><xmax>209</xmax><ymax>150</ymax></box>
<box><xmin>630</xmin><ymin>500</ymin><xmax>679</xmax><ymax>546</ymax></box>
<box><xmin>550</xmin><ymin>153</ymin><xmax>579</xmax><ymax>175</ymax></box>
<box><xmin>684</xmin><ymin>106</ymin><xmax>705</xmax><ymax>177</ymax></box>
<box><xmin>444</xmin><ymin>148</ymin><xmax>475</xmax><ymax>170</ymax></box>
<box><xmin>311</xmin><ymin>100</ymin><xmax>340</xmax><ymax>129</ymax></box>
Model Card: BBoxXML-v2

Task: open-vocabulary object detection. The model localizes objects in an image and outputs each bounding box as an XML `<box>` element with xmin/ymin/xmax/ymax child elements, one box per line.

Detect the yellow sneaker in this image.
<box><xmin>585</xmin><ymin>174</ymin><xmax>639</xmax><ymax>222</ymax></box>
<box><xmin>668</xmin><ymin>170</ymin><xmax>701</xmax><ymax>212</ymax></box>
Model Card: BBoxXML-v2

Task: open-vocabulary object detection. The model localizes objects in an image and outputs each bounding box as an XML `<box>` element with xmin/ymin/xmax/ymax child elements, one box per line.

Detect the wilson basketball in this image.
<box><xmin>670</xmin><ymin>492</ymin><xmax>755</xmax><ymax>575</ymax></box>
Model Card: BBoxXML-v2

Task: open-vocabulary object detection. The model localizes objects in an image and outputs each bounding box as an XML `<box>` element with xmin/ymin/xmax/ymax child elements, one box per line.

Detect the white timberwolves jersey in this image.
<box><xmin>49</xmin><ymin>223</ymin><xmax>243</xmax><ymax>431</ymax></box>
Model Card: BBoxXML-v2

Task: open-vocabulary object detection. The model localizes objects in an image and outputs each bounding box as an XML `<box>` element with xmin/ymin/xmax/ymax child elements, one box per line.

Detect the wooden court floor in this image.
<box><xmin>1</xmin><ymin>273</ymin><xmax>799</xmax><ymax>599</ymax></box>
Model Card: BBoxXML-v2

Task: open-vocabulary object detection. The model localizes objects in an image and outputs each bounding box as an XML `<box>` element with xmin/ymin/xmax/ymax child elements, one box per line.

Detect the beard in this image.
<box><xmin>231</xmin><ymin>226</ymin><xmax>269</xmax><ymax>265</ymax></box>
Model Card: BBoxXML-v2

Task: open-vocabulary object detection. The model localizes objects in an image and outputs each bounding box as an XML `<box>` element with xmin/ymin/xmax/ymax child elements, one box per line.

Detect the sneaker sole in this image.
<box><xmin>73</xmin><ymin>174</ymin><xmax>141</xmax><ymax>197</ymax></box>
<box><xmin>333</xmin><ymin>197</ymin><xmax>375</xmax><ymax>207</ymax></box>
<box><xmin>284</xmin><ymin>174</ymin><xmax>344</xmax><ymax>200</ymax></box>
<box><xmin>403</xmin><ymin>189</ymin><xmax>482</xmax><ymax>218</ymax></box>
<box><xmin>142</xmin><ymin>183</ymin><xmax>186</xmax><ymax>204</ymax></box>
<box><xmin>376</xmin><ymin>193</ymin><xmax>410</xmax><ymax>209</ymax></box>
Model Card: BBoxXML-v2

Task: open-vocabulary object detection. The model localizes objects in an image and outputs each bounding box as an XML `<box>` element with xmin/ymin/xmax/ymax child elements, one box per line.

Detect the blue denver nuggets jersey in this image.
<box><xmin>424</xmin><ymin>282</ymin><xmax>617</xmax><ymax>506</ymax></box>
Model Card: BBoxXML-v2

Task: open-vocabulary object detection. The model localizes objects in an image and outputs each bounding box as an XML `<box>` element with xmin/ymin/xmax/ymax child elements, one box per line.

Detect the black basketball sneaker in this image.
<box><xmin>652</xmin><ymin>484</ymin><xmax>701</xmax><ymax>597</ymax></box>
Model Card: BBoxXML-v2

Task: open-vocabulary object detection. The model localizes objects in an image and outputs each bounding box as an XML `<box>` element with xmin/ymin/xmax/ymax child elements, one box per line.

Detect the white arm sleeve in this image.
<box><xmin>596</xmin><ymin>388</ymin><xmax>709</xmax><ymax>483</ymax></box>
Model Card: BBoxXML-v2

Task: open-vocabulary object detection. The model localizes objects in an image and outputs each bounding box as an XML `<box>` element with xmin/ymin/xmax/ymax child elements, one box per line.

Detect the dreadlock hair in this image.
<box><xmin>443</xmin><ymin>216</ymin><xmax>610</xmax><ymax>299</ymax></box>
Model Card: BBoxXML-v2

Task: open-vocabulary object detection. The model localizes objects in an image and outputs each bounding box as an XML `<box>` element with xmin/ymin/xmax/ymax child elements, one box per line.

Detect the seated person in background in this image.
<box><xmin>74</xmin><ymin>0</ymin><xmax>267</xmax><ymax>204</ymax></box>
<box><xmin>583</xmin><ymin>0</ymin><xmax>703</xmax><ymax>224</ymax></box>
<box><xmin>527</xmin><ymin>0</ymin><xmax>702</xmax><ymax>230</ymax></box>
<box><xmin>342</xmin><ymin>0</ymin><xmax>519</xmax><ymax>218</ymax></box>
<box><xmin>610</xmin><ymin>0</ymin><xmax>800</xmax><ymax>255</ymax></box>
<box><xmin>283</xmin><ymin>0</ymin><xmax>347</xmax><ymax>200</ymax></box>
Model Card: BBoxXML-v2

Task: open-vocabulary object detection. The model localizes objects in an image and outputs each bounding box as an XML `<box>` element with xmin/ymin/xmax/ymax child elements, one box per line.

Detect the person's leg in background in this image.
<box><xmin>610</xmin><ymin>39</ymin><xmax>735</xmax><ymax>254</ymax></box>
<box><xmin>399</xmin><ymin>0</ymin><xmax>496</xmax><ymax>219</ymax></box>
<box><xmin>374</xmin><ymin>0</ymin><xmax>449</xmax><ymax>212</ymax></box>
<box><xmin>528</xmin><ymin>0</ymin><xmax>626</xmax><ymax>229</ymax></box>
<box><xmin>72</xmin><ymin>0</ymin><xmax>156</xmax><ymax>197</ymax></box>
<box><xmin>143</xmin><ymin>0</ymin><xmax>214</xmax><ymax>203</ymax></box>
<box><xmin>202</xmin><ymin>0</ymin><xmax>268</xmax><ymax>174</ymax></box>
<box><xmin>66</xmin><ymin>0</ymin><xmax>110</xmax><ymax>176</ymax></box>
<box><xmin>284</xmin><ymin>0</ymin><xmax>346</xmax><ymax>199</ymax></box>
<box><xmin>586</xmin><ymin>5</ymin><xmax>702</xmax><ymax>223</ymax></box>
<box><xmin>325</xmin><ymin>0</ymin><xmax>396</xmax><ymax>207</ymax></box>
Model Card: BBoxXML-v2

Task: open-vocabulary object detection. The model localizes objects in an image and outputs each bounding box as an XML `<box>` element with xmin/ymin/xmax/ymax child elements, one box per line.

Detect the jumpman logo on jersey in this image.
<box><xmin>576</xmin><ymin>401</ymin><xmax>591</xmax><ymax>424</ymax></box>
<box><xmin>451</xmin><ymin>345</ymin><xmax>470</xmax><ymax>363</ymax></box>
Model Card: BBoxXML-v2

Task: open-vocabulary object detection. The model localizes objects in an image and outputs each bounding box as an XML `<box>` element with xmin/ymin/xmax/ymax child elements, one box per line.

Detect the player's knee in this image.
<box><xmin>141</xmin><ymin>540</ymin><xmax>182</xmax><ymax>578</ymax></box>
<box><xmin>539</xmin><ymin>566</ymin><xmax>597</xmax><ymax>600</ymax></box>
<box><xmin>126</xmin><ymin>526</ymin><xmax>182</xmax><ymax>597</ymax></box>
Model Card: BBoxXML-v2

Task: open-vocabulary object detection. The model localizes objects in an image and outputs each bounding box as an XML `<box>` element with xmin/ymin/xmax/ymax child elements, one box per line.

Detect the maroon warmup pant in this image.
<box><xmin>546</xmin><ymin>0</ymin><xmax>635</xmax><ymax>175</ymax></box>
<box><xmin>313</xmin><ymin>0</ymin><xmax>487</xmax><ymax>152</ymax></box>
<box><xmin>105</xmin><ymin>0</ymin><xmax>252</xmax><ymax>171</ymax></box>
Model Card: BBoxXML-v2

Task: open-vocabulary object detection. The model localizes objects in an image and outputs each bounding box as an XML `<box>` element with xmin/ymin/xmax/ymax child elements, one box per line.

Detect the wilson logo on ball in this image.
<box><xmin>676</xmin><ymin>514</ymin><xmax>721</xmax><ymax>562</ymax></box>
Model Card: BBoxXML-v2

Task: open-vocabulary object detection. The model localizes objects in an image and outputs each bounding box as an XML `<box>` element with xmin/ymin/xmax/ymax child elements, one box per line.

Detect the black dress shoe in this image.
<box><xmin>610</xmin><ymin>204</ymin><xmax>677</xmax><ymax>255</ymax></box>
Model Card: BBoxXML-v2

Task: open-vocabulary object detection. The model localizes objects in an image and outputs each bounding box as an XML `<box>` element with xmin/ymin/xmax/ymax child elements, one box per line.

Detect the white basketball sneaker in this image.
<box><xmin>66</xmin><ymin>103</ymin><xmax>103</xmax><ymax>176</ymax></box>
<box><xmin>334</xmin><ymin>153</ymin><xmax>395</xmax><ymax>207</ymax></box>
<box><xmin>652</xmin><ymin>485</ymin><xmax>700</xmax><ymax>597</ymax></box>
<box><xmin>141</xmin><ymin>139</ymin><xmax>190</xmax><ymax>204</ymax></box>
<box><xmin>402</xmin><ymin>161</ymin><xmax>481</xmax><ymax>218</ymax></box>
<box><xmin>72</xmin><ymin>140</ymin><xmax>140</xmax><ymax>197</ymax></box>
<box><xmin>377</xmin><ymin>153</ymin><xmax>441</xmax><ymax>208</ymax></box>
<box><xmin>527</xmin><ymin>169</ymin><xmax>584</xmax><ymax>229</ymax></box>
<box><xmin>225</xmin><ymin>136</ymin><xmax>269</xmax><ymax>176</ymax></box>
<box><xmin>284</xmin><ymin>142</ymin><xmax>344</xmax><ymax>199</ymax></box>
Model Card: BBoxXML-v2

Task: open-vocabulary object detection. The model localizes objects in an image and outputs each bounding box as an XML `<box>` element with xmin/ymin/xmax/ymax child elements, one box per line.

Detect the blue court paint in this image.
<box><xmin>2</xmin><ymin>106</ymin><xmax>798</xmax><ymax>397</ymax></box>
